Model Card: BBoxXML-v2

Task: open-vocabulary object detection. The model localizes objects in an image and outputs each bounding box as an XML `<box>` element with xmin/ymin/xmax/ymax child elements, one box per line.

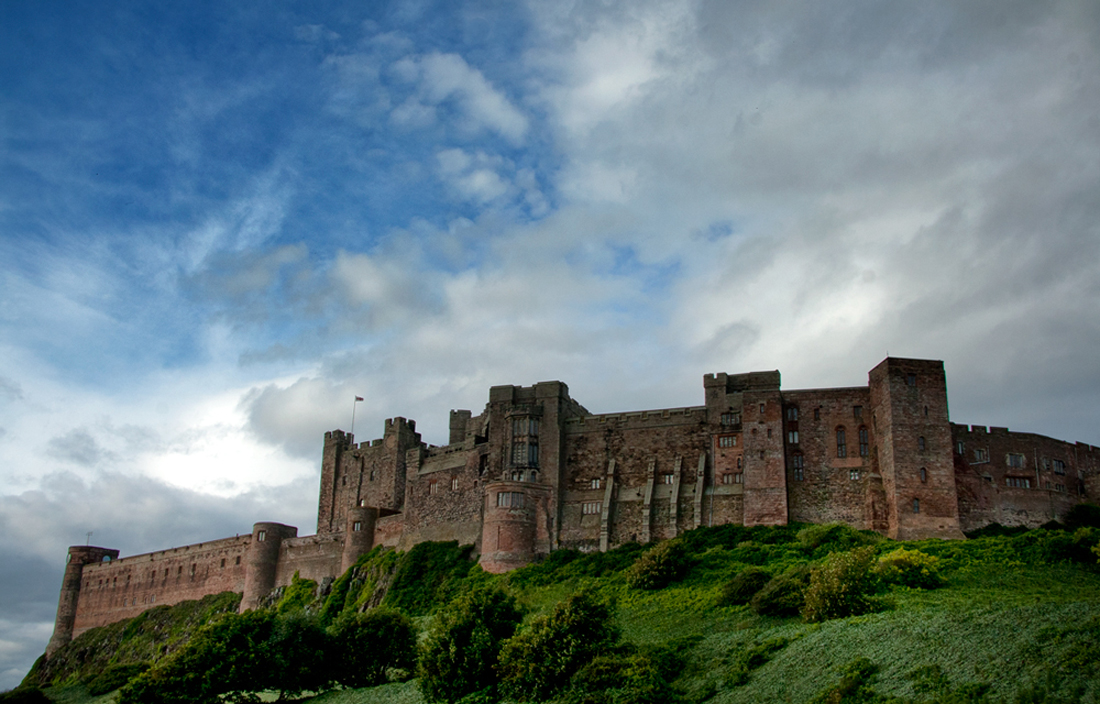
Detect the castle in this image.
<box><xmin>47</xmin><ymin>357</ymin><xmax>1099</xmax><ymax>655</ymax></box>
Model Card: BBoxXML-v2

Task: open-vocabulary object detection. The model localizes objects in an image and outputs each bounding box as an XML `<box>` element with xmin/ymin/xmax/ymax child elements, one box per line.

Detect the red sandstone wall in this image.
<box><xmin>396</xmin><ymin>444</ymin><xmax>484</xmax><ymax>549</ymax></box>
<box><xmin>273</xmin><ymin>534</ymin><xmax>344</xmax><ymax>587</ymax></box>
<box><xmin>953</xmin><ymin>424</ymin><xmax>1099</xmax><ymax>530</ymax></box>
<box><xmin>782</xmin><ymin>388</ymin><xmax>878</xmax><ymax>529</ymax></box>
<box><xmin>72</xmin><ymin>535</ymin><xmax>251</xmax><ymax>637</ymax></box>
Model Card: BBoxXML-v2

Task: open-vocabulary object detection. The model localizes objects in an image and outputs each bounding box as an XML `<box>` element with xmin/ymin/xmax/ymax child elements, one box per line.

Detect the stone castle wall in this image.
<box><xmin>47</xmin><ymin>357</ymin><xmax>1099</xmax><ymax>656</ymax></box>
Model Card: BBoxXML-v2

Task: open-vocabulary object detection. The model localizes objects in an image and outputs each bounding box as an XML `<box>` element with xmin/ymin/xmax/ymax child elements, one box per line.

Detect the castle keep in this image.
<box><xmin>47</xmin><ymin>357</ymin><xmax>1099</xmax><ymax>654</ymax></box>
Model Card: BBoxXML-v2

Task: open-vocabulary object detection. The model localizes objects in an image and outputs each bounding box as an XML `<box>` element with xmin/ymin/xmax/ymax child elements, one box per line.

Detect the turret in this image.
<box><xmin>240</xmin><ymin>522</ymin><xmax>297</xmax><ymax>612</ymax></box>
<box><xmin>340</xmin><ymin>506</ymin><xmax>377</xmax><ymax>573</ymax></box>
<box><xmin>47</xmin><ymin>545</ymin><xmax>119</xmax><ymax>656</ymax></box>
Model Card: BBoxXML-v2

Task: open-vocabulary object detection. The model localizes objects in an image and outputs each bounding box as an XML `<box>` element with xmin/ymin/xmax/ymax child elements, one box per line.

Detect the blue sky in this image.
<box><xmin>2</xmin><ymin>0</ymin><xmax>1100</xmax><ymax>689</ymax></box>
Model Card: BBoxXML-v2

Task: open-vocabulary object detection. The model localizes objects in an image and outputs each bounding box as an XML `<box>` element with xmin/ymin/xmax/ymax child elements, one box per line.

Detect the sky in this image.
<box><xmin>1</xmin><ymin>0</ymin><xmax>1099</xmax><ymax>689</ymax></box>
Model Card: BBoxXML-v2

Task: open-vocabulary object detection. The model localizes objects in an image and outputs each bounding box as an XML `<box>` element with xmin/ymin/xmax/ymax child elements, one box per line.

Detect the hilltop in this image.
<box><xmin>12</xmin><ymin>516</ymin><xmax>1100</xmax><ymax>704</ymax></box>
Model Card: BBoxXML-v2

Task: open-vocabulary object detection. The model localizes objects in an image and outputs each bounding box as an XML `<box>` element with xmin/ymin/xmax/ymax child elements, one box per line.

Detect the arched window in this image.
<box><xmin>858</xmin><ymin>426</ymin><xmax>869</xmax><ymax>457</ymax></box>
<box><xmin>836</xmin><ymin>427</ymin><xmax>847</xmax><ymax>458</ymax></box>
<box><xmin>912</xmin><ymin>498</ymin><xmax>920</xmax><ymax>513</ymax></box>
<box><xmin>920</xmin><ymin>467</ymin><xmax>927</xmax><ymax>483</ymax></box>
<box><xmin>918</xmin><ymin>436</ymin><xmax>926</xmax><ymax>451</ymax></box>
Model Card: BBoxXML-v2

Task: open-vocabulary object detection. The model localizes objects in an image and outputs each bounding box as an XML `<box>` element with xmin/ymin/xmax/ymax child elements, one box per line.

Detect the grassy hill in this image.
<box><xmin>12</xmin><ymin>521</ymin><xmax>1100</xmax><ymax>704</ymax></box>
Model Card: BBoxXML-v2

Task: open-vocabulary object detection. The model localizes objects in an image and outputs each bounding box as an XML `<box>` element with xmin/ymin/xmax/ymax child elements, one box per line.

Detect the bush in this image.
<box><xmin>625</xmin><ymin>540</ymin><xmax>691</xmax><ymax>590</ymax></box>
<box><xmin>276</xmin><ymin>571</ymin><xmax>319</xmax><ymax>614</ymax></box>
<box><xmin>498</xmin><ymin>591</ymin><xmax>620</xmax><ymax>702</ymax></box>
<box><xmin>85</xmin><ymin>662</ymin><xmax>150</xmax><ymax>695</ymax></box>
<box><xmin>385</xmin><ymin>541</ymin><xmax>479</xmax><ymax>616</ymax></box>
<box><xmin>418</xmin><ymin>587</ymin><xmax>523</xmax><ymax>703</ymax></box>
<box><xmin>0</xmin><ymin>688</ymin><xmax>50</xmax><ymax>704</ymax></box>
<box><xmin>717</xmin><ymin>567</ymin><xmax>771</xmax><ymax>606</ymax></box>
<box><xmin>797</xmin><ymin>523</ymin><xmax>880</xmax><ymax>558</ymax></box>
<box><xmin>1064</xmin><ymin>503</ymin><xmax>1100</xmax><ymax>530</ymax></box>
<box><xmin>564</xmin><ymin>645</ymin><xmax>686</xmax><ymax>704</ymax></box>
<box><xmin>750</xmin><ymin>564</ymin><xmax>810</xmax><ymax>617</ymax></box>
<box><xmin>330</xmin><ymin>608</ymin><xmax>417</xmax><ymax>688</ymax></box>
<box><xmin>726</xmin><ymin>637</ymin><xmax>791</xmax><ymax>687</ymax></box>
<box><xmin>801</xmin><ymin>547</ymin><xmax>881</xmax><ymax>623</ymax></box>
<box><xmin>875</xmin><ymin>547</ymin><xmax>943</xmax><ymax>589</ymax></box>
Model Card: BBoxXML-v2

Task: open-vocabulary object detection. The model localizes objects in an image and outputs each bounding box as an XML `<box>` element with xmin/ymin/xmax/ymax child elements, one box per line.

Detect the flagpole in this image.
<box><xmin>351</xmin><ymin>395</ymin><xmax>364</xmax><ymax>438</ymax></box>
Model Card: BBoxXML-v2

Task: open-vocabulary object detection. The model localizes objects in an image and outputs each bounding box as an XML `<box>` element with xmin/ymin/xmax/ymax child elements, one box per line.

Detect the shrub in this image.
<box><xmin>797</xmin><ymin>523</ymin><xmax>880</xmax><ymax>558</ymax></box>
<box><xmin>498</xmin><ymin>591</ymin><xmax>620</xmax><ymax>702</ymax></box>
<box><xmin>726</xmin><ymin>637</ymin><xmax>791</xmax><ymax>687</ymax></box>
<box><xmin>750</xmin><ymin>564</ymin><xmax>810</xmax><ymax>617</ymax></box>
<box><xmin>0</xmin><ymin>688</ymin><xmax>51</xmax><ymax>704</ymax></box>
<box><xmin>1064</xmin><ymin>503</ymin><xmax>1100</xmax><ymax>529</ymax></box>
<box><xmin>85</xmin><ymin>662</ymin><xmax>150</xmax><ymax>695</ymax></box>
<box><xmin>625</xmin><ymin>540</ymin><xmax>691</xmax><ymax>590</ymax></box>
<box><xmin>874</xmin><ymin>547</ymin><xmax>943</xmax><ymax>589</ymax></box>
<box><xmin>809</xmin><ymin>657</ymin><xmax>881</xmax><ymax>704</ymax></box>
<box><xmin>276</xmin><ymin>571</ymin><xmax>318</xmax><ymax>614</ymax></box>
<box><xmin>385</xmin><ymin>541</ymin><xmax>478</xmax><ymax>616</ymax></box>
<box><xmin>330</xmin><ymin>608</ymin><xmax>417</xmax><ymax>688</ymax></box>
<box><xmin>417</xmin><ymin>587</ymin><xmax>523</xmax><ymax>704</ymax></box>
<box><xmin>802</xmin><ymin>547</ymin><xmax>880</xmax><ymax>623</ymax></box>
<box><xmin>564</xmin><ymin>645</ymin><xmax>686</xmax><ymax>704</ymax></box>
<box><xmin>717</xmin><ymin>567</ymin><xmax>771</xmax><ymax>606</ymax></box>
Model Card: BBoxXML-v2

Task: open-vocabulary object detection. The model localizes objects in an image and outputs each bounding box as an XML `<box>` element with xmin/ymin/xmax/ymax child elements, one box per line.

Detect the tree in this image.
<box><xmin>498</xmin><ymin>591</ymin><xmax>620</xmax><ymax>702</ymax></box>
<box><xmin>417</xmin><ymin>588</ymin><xmax>523</xmax><ymax>703</ymax></box>
<box><xmin>330</xmin><ymin>609</ymin><xmax>417</xmax><ymax>688</ymax></box>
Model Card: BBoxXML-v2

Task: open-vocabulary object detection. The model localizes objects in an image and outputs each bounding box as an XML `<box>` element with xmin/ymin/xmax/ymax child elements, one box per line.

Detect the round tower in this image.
<box><xmin>340</xmin><ymin>505</ymin><xmax>378</xmax><ymax>574</ymax></box>
<box><xmin>47</xmin><ymin>545</ymin><xmax>119</xmax><ymax>657</ymax></box>
<box><xmin>240</xmin><ymin>522</ymin><xmax>297</xmax><ymax>612</ymax></box>
<box><xmin>479</xmin><ymin>481</ymin><xmax>546</xmax><ymax>573</ymax></box>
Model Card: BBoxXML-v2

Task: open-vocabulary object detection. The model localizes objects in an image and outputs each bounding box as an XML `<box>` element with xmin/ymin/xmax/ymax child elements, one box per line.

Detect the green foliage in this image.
<box><xmin>802</xmin><ymin>547</ymin><xmax>881</xmax><ymax>623</ymax></box>
<box><xmin>498</xmin><ymin>591</ymin><xmax>620</xmax><ymax>702</ymax></box>
<box><xmin>963</xmin><ymin>523</ymin><xmax>1029</xmax><ymax>539</ymax></box>
<box><xmin>276</xmin><ymin>571</ymin><xmax>319</xmax><ymax>614</ymax></box>
<box><xmin>875</xmin><ymin>547</ymin><xmax>943</xmax><ymax>589</ymax></box>
<box><xmin>507</xmin><ymin>543</ymin><xmax>647</xmax><ymax>588</ymax></box>
<box><xmin>717</xmin><ymin>566</ymin><xmax>771</xmax><ymax>606</ymax></box>
<box><xmin>384</xmin><ymin>541</ymin><xmax>478</xmax><ymax>616</ymax></box>
<box><xmin>117</xmin><ymin>610</ymin><xmax>334</xmax><ymax>704</ymax></box>
<box><xmin>725</xmin><ymin>637</ymin><xmax>792</xmax><ymax>687</ymax></box>
<box><xmin>84</xmin><ymin>663</ymin><xmax>149</xmax><ymax>695</ymax></box>
<box><xmin>1064</xmin><ymin>502</ymin><xmax>1100</xmax><ymax>530</ymax></box>
<box><xmin>809</xmin><ymin>657</ymin><xmax>885</xmax><ymax>704</ymax></box>
<box><xmin>797</xmin><ymin>523</ymin><xmax>881</xmax><ymax>558</ymax></box>
<box><xmin>750</xmin><ymin>564</ymin><xmax>811</xmax><ymax>617</ymax></box>
<box><xmin>417</xmin><ymin>587</ymin><xmax>523</xmax><ymax>704</ymax></box>
<box><xmin>30</xmin><ymin>591</ymin><xmax>241</xmax><ymax>687</ymax></box>
<box><xmin>624</xmin><ymin>540</ymin><xmax>691</xmax><ymax>590</ymax></box>
<box><xmin>0</xmin><ymin>688</ymin><xmax>51</xmax><ymax>704</ymax></box>
<box><xmin>330</xmin><ymin>609</ymin><xmax>417</xmax><ymax>688</ymax></box>
<box><xmin>906</xmin><ymin>664</ymin><xmax>992</xmax><ymax>703</ymax></box>
<box><xmin>564</xmin><ymin>644</ymin><xmax>688</xmax><ymax>704</ymax></box>
<box><xmin>319</xmin><ymin>547</ymin><xmax>402</xmax><ymax>625</ymax></box>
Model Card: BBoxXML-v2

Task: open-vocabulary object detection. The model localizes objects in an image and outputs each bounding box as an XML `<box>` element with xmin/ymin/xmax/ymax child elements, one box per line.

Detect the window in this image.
<box><xmin>920</xmin><ymin>467</ymin><xmax>927</xmax><ymax>483</ymax></box>
<box><xmin>786</xmin><ymin>407</ymin><xmax>799</xmax><ymax>421</ymax></box>
<box><xmin>718</xmin><ymin>435</ymin><xmax>737</xmax><ymax>448</ymax></box>
<box><xmin>177</xmin><ymin>566</ymin><xmax>183</xmax><ymax>575</ymax></box>
<box><xmin>1008</xmin><ymin>453</ymin><xmax>1024</xmax><ymax>468</ymax></box>
<box><xmin>793</xmin><ymin>466</ymin><xmax>804</xmax><ymax>481</ymax></box>
<box><xmin>369</xmin><ymin>470</ymin><xmax>375</xmax><ymax>481</ymax></box>
<box><xmin>720</xmin><ymin>412</ymin><xmax>740</xmax><ymax>426</ymax></box>
<box><xmin>736</xmin><ymin>456</ymin><xmax>742</xmax><ymax>469</ymax></box>
<box><xmin>511</xmin><ymin>416</ymin><xmax>539</xmax><ymax>468</ymax></box>
<box><xmin>787</xmin><ymin>430</ymin><xmax>799</xmax><ymax>444</ymax></box>
<box><xmin>759</xmin><ymin>450</ymin><xmax>765</xmax><ymax>460</ymax></box>
<box><xmin>918</xmin><ymin>436</ymin><xmax>926</xmax><ymax>451</ymax></box>
<box><xmin>1053</xmin><ymin>460</ymin><xmax>1066</xmax><ymax>475</ymax></box>
<box><xmin>858</xmin><ymin>426</ymin><xmax>869</xmax><ymax>457</ymax></box>
<box><xmin>956</xmin><ymin>441</ymin><xmax>964</xmax><ymax>455</ymax></box>
<box><xmin>257</xmin><ymin>530</ymin><xmax>266</xmax><ymax>542</ymax></box>
<box><xmin>1006</xmin><ymin>477</ymin><xmax>1031</xmax><ymax>489</ymax></box>
<box><xmin>849</xmin><ymin>469</ymin><xmax>860</xmax><ymax>481</ymax></box>
<box><xmin>767</xmin><ymin>428</ymin><xmax>772</xmax><ymax>438</ymax></box>
<box><xmin>451</xmin><ymin>476</ymin><xmax>459</xmax><ymax>491</ymax></box>
<box><xmin>907</xmin><ymin>374</ymin><xmax>917</xmax><ymax>387</ymax></box>
<box><xmin>853</xmin><ymin>405</ymin><xmax>863</xmax><ymax>419</ymax></box>
<box><xmin>236</xmin><ymin>556</ymin><xmax>241</xmax><ymax>565</ymax></box>
<box><xmin>913</xmin><ymin>498</ymin><xmax>920</xmax><ymax>513</ymax></box>
<box><xmin>734</xmin><ymin>472</ymin><xmax>744</xmax><ymax>484</ymax></box>
<box><xmin>836</xmin><ymin>427</ymin><xmax>847</xmax><ymax>458</ymax></box>
<box><xmin>353</xmin><ymin>521</ymin><xmax>362</xmax><ymax>532</ymax></box>
<box><xmin>1055</xmin><ymin>483</ymin><xmax>1066</xmax><ymax>493</ymax></box>
<box><xmin>497</xmin><ymin>491</ymin><xmax>524</xmax><ymax>508</ymax></box>
<box><xmin>792</xmin><ymin>453</ymin><xmax>804</xmax><ymax>470</ymax></box>
<box><xmin>190</xmin><ymin>564</ymin><xmax>196</xmax><ymax>577</ymax></box>
<box><xmin>924</xmin><ymin>405</ymin><xmax>929</xmax><ymax>417</ymax></box>
<box><xmin>661</xmin><ymin>474</ymin><xmax>674</xmax><ymax>484</ymax></box>
<box><xmin>590</xmin><ymin>478</ymin><xmax>602</xmax><ymax>489</ymax></box>
<box><xmin>814</xmin><ymin>408</ymin><xmax>821</xmax><ymax>421</ymax></box>
<box><xmin>973</xmin><ymin>447</ymin><xmax>989</xmax><ymax>463</ymax></box>
<box><xmin>220</xmin><ymin>558</ymin><xmax>226</xmax><ymax>568</ymax></box>
<box><xmin>721</xmin><ymin>473</ymin><xmax>733</xmax><ymax>485</ymax></box>
<box><xmin>429</xmin><ymin>480</ymin><xmax>439</xmax><ymax>495</ymax></box>
<box><xmin>582</xmin><ymin>502</ymin><xmax>601</xmax><ymax>515</ymax></box>
<box><xmin>759</xmin><ymin>403</ymin><xmax>766</xmax><ymax>414</ymax></box>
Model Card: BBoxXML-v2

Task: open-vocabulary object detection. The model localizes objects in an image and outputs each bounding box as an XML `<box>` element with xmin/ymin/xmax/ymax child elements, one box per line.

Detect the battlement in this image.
<box><xmin>703</xmin><ymin>370</ymin><xmax>781</xmax><ymax>393</ymax></box>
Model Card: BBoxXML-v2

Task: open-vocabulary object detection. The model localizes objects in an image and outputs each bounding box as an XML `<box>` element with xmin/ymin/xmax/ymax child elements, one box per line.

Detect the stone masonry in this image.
<box><xmin>46</xmin><ymin>357</ymin><xmax>1099</xmax><ymax>655</ymax></box>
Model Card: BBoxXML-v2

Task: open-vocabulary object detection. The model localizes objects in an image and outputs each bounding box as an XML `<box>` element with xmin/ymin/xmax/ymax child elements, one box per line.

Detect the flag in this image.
<box><xmin>354</xmin><ymin>396</ymin><xmax>364</xmax><ymax>402</ymax></box>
